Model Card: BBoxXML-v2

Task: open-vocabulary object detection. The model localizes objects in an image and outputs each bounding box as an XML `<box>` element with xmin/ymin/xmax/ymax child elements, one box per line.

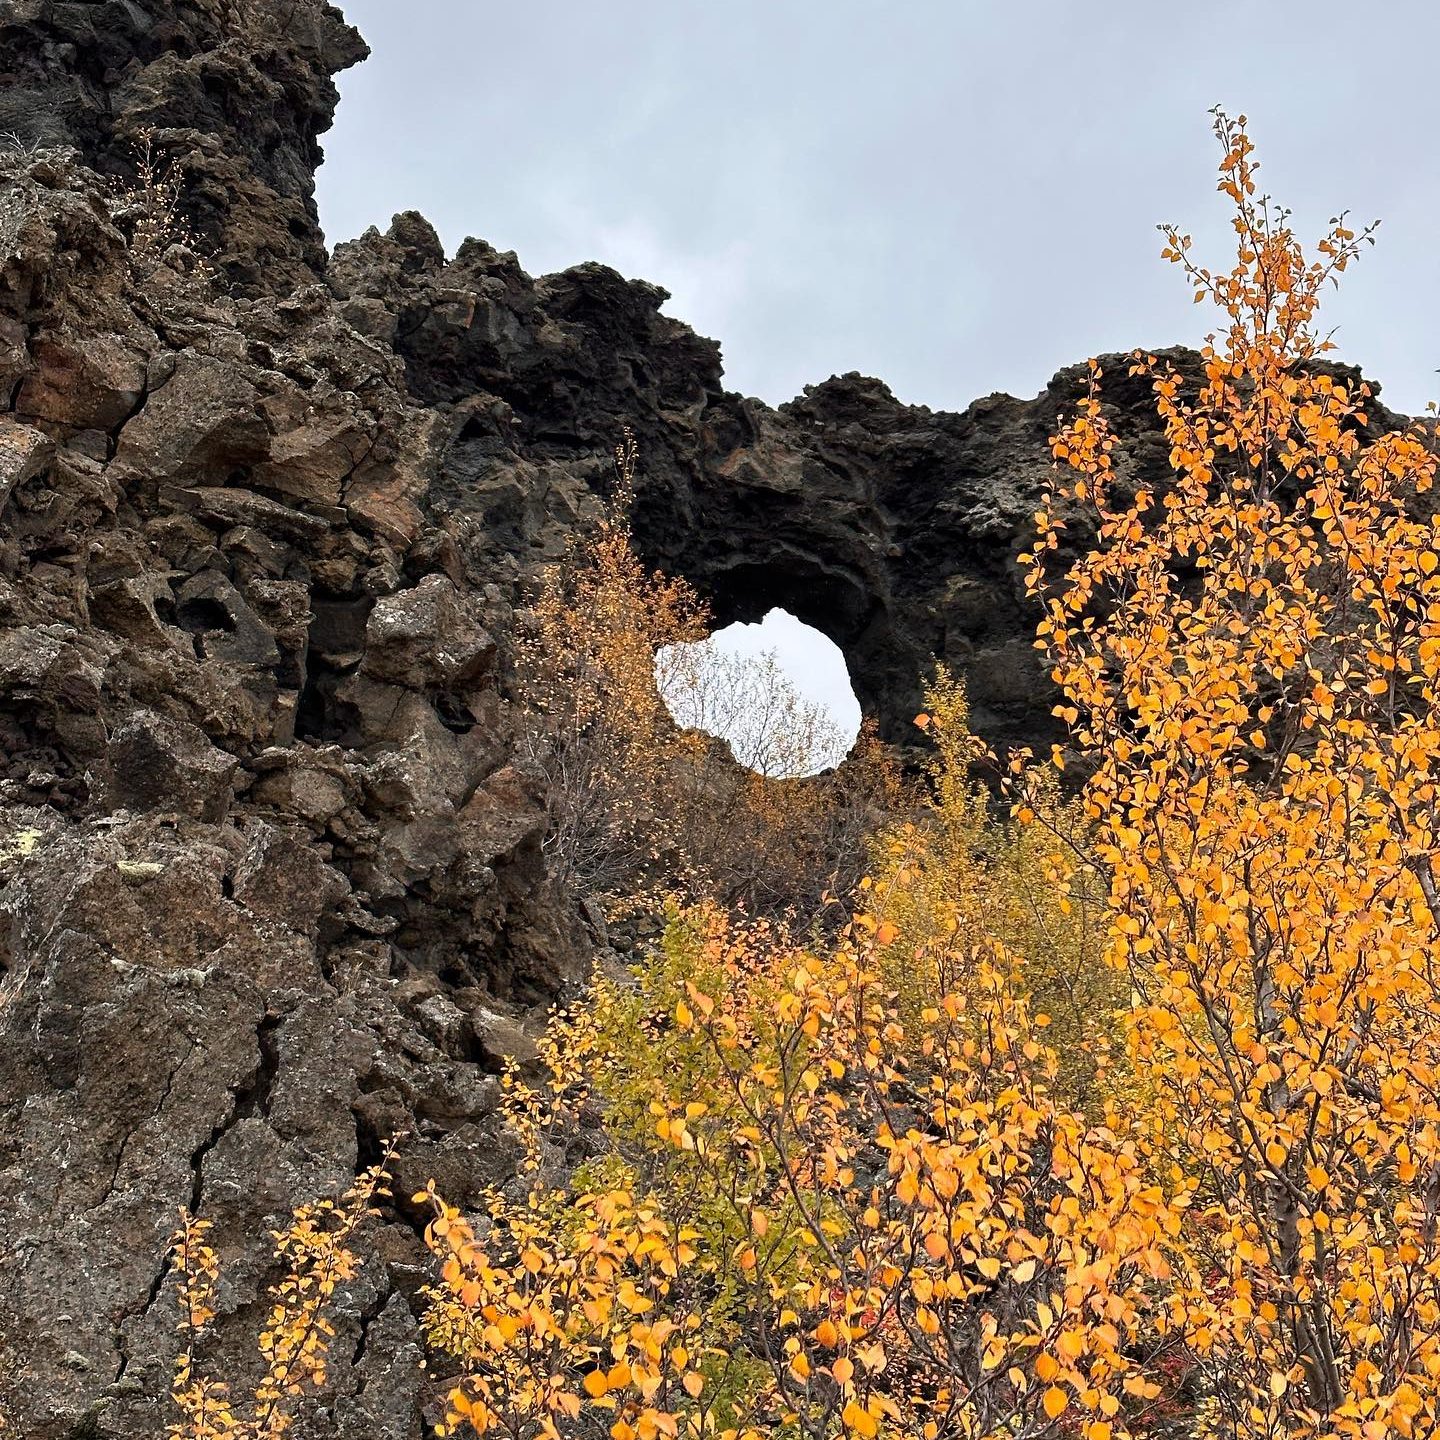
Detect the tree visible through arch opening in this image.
<box><xmin>655</xmin><ymin>609</ymin><xmax>861</xmax><ymax>778</ymax></box>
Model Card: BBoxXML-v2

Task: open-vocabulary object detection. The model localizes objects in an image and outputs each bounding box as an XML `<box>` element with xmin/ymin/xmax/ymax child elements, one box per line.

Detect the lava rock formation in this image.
<box><xmin>0</xmin><ymin>3</ymin><xmax>1402</xmax><ymax>1436</ymax></box>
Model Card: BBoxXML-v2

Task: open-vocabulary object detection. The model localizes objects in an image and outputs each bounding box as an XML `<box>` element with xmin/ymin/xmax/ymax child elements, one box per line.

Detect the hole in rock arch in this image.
<box><xmin>656</xmin><ymin>609</ymin><xmax>862</xmax><ymax>778</ymax></box>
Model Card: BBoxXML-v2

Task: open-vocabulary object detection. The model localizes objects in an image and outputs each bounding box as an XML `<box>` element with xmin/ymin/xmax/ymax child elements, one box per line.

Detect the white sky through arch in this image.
<box><xmin>732</xmin><ymin>611</ymin><xmax>860</xmax><ymax>737</ymax></box>
<box><xmin>655</xmin><ymin>611</ymin><xmax>861</xmax><ymax>777</ymax></box>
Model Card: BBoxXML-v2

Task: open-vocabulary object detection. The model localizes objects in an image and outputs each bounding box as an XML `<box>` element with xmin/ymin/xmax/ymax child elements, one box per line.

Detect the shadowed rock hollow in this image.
<box><xmin>0</xmin><ymin>4</ymin><xmax>1404</xmax><ymax>1436</ymax></box>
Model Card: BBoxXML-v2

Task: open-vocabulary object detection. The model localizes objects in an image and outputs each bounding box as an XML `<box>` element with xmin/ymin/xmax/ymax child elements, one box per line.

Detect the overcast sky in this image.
<box><xmin>315</xmin><ymin>1</ymin><xmax>1440</xmax><ymax>756</ymax></box>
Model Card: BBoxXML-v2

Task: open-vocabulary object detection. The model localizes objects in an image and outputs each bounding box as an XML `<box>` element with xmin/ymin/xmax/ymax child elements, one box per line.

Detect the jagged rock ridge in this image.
<box><xmin>0</xmin><ymin>4</ymin><xmax>1403</xmax><ymax>1437</ymax></box>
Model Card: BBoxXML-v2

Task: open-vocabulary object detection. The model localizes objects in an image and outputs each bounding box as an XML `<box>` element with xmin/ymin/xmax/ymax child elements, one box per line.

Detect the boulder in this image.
<box><xmin>106</xmin><ymin>710</ymin><xmax>237</xmax><ymax>821</ymax></box>
<box><xmin>15</xmin><ymin>333</ymin><xmax>148</xmax><ymax>433</ymax></box>
<box><xmin>362</xmin><ymin>574</ymin><xmax>496</xmax><ymax>691</ymax></box>
<box><xmin>111</xmin><ymin>352</ymin><xmax>268</xmax><ymax>481</ymax></box>
<box><xmin>0</xmin><ymin>416</ymin><xmax>53</xmax><ymax>511</ymax></box>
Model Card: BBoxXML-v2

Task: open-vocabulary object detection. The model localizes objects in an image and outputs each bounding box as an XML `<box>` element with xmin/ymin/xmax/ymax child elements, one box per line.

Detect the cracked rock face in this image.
<box><xmin>0</xmin><ymin>108</ymin><xmax>576</xmax><ymax>1434</ymax></box>
<box><xmin>0</xmin><ymin>4</ymin><xmax>1407</xmax><ymax>1438</ymax></box>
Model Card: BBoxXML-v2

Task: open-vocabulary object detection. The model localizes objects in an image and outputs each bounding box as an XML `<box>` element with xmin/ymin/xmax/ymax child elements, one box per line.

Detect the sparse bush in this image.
<box><xmin>516</xmin><ymin>437</ymin><xmax>709</xmax><ymax>898</ymax></box>
<box><xmin>0</xmin><ymin>131</ymin><xmax>46</xmax><ymax>160</ymax></box>
<box><xmin>166</xmin><ymin>1147</ymin><xmax>394</xmax><ymax>1439</ymax></box>
<box><xmin>107</xmin><ymin>129</ymin><xmax>212</xmax><ymax>279</ymax></box>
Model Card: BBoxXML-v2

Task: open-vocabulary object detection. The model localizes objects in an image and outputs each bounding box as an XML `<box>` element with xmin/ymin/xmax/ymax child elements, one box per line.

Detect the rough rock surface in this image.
<box><xmin>0</xmin><ymin>0</ymin><xmax>367</xmax><ymax>291</ymax></box>
<box><xmin>0</xmin><ymin>5</ymin><xmax>1406</xmax><ymax>1438</ymax></box>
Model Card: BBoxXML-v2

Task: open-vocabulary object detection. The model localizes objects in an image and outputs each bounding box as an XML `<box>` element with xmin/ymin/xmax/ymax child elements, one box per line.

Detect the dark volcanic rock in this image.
<box><xmin>107</xmin><ymin>708</ymin><xmax>238</xmax><ymax>819</ymax></box>
<box><xmin>0</xmin><ymin>0</ymin><xmax>367</xmax><ymax>292</ymax></box>
<box><xmin>0</xmin><ymin>132</ymin><xmax>582</xmax><ymax>1432</ymax></box>
<box><xmin>0</xmin><ymin>5</ymin><xmax>1410</xmax><ymax>1439</ymax></box>
<box><xmin>362</xmin><ymin>574</ymin><xmax>496</xmax><ymax>691</ymax></box>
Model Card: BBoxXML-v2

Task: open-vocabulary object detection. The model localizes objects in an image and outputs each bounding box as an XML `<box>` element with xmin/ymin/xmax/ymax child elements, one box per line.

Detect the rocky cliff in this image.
<box><xmin>0</xmin><ymin>4</ymin><xmax>1402</xmax><ymax>1437</ymax></box>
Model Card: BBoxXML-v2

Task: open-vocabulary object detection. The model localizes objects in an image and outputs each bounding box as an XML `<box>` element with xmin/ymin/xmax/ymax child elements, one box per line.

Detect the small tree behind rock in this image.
<box><xmin>517</xmin><ymin>430</ymin><xmax>900</xmax><ymax>921</ymax></box>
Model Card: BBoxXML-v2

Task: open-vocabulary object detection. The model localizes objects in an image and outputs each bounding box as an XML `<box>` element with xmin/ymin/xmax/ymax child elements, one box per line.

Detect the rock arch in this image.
<box><xmin>0</xmin><ymin>6</ymin><xmax>1411</xmax><ymax>1439</ymax></box>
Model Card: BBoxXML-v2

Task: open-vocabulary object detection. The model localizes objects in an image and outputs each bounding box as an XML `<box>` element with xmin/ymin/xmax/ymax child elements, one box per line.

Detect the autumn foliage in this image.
<box><xmin>166</xmin><ymin>1152</ymin><xmax>392</xmax><ymax>1438</ymax></box>
<box><xmin>411</xmin><ymin>112</ymin><xmax>1440</xmax><ymax>1440</ymax></box>
<box><xmin>516</xmin><ymin>429</ymin><xmax>711</xmax><ymax>897</ymax></box>
<box><xmin>415</xmin><ymin>852</ymin><xmax>1187</xmax><ymax>1440</ymax></box>
<box><xmin>1026</xmin><ymin>109</ymin><xmax>1440</xmax><ymax>1437</ymax></box>
<box><xmin>166</xmin><ymin>112</ymin><xmax>1440</xmax><ymax>1440</ymax></box>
